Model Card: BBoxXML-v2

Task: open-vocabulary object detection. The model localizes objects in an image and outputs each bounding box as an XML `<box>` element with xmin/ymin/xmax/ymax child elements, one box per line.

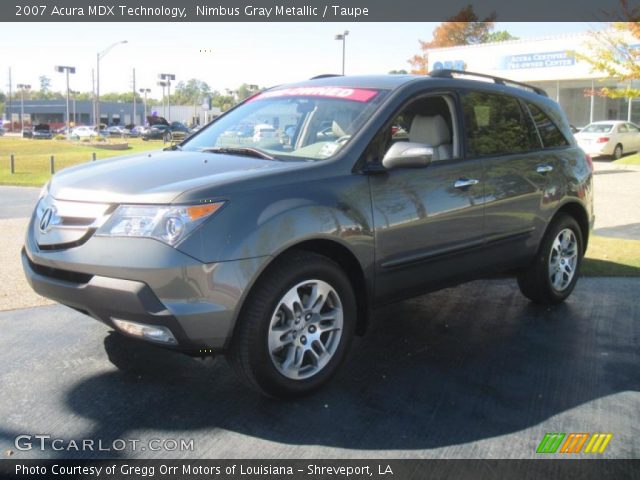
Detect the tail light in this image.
<box><xmin>585</xmin><ymin>153</ymin><xmax>593</xmax><ymax>171</ymax></box>
<box><xmin>596</xmin><ymin>137</ymin><xmax>610</xmax><ymax>143</ymax></box>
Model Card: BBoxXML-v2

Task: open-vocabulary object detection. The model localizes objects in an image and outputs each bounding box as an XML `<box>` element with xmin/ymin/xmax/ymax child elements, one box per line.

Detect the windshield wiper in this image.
<box><xmin>201</xmin><ymin>146</ymin><xmax>276</xmax><ymax>160</ymax></box>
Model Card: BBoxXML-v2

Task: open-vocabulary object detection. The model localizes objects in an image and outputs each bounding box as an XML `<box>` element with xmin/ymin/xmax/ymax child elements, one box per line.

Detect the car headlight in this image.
<box><xmin>96</xmin><ymin>202</ymin><xmax>224</xmax><ymax>246</ymax></box>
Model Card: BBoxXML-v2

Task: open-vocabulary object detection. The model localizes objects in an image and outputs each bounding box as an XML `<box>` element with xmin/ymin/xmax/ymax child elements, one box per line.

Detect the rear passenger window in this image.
<box><xmin>526</xmin><ymin>102</ymin><xmax>569</xmax><ymax>148</ymax></box>
<box><xmin>461</xmin><ymin>92</ymin><xmax>537</xmax><ymax>157</ymax></box>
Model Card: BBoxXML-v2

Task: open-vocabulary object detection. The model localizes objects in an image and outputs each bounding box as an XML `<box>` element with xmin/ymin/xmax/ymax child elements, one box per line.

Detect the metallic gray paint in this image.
<box><xmin>22</xmin><ymin>74</ymin><xmax>594</xmax><ymax>352</ymax></box>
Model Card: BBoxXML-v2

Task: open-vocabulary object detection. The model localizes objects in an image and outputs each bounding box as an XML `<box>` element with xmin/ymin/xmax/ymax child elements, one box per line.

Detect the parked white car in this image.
<box><xmin>575</xmin><ymin>120</ymin><xmax>640</xmax><ymax>159</ymax></box>
<box><xmin>253</xmin><ymin>124</ymin><xmax>277</xmax><ymax>142</ymax></box>
<box><xmin>71</xmin><ymin>126</ymin><xmax>98</xmax><ymax>139</ymax></box>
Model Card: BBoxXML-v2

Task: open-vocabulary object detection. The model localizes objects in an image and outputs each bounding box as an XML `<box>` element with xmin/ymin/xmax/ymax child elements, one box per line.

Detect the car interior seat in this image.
<box><xmin>332</xmin><ymin>111</ymin><xmax>355</xmax><ymax>139</ymax></box>
<box><xmin>408</xmin><ymin>115</ymin><xmax>453</xmax><ymax>160</ymax></box>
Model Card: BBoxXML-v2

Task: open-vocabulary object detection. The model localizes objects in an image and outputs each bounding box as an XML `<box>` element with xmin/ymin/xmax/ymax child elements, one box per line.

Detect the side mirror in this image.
<box><xmin>382</xmin><ymin>142</ymin><xmax>434</xmax><ymax>170</ymax></box>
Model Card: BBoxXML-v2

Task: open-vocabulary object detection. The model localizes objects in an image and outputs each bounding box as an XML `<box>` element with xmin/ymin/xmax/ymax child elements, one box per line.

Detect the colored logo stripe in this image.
<box><xmin>559</xmin><ymin>433</ymin><xmax>590</xmax><ymax>453</ymax></box>
<box><xmin>584</xmin><ymin>433</ymin><xmax>613</xmax><ymax>454</ymax></box>
<box><xmin>536</xmin><ymin>433</ymin><xmax>566</xmax><ymax>453</ymax></box>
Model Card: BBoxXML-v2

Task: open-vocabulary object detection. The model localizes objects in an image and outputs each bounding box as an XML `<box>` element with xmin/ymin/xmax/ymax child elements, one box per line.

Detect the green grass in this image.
<box><xmin>583</xmin><ymin>235</ymin><xmax>640</xmax><ymax>276</ymax></box>
<box><xmin>614</xmin><ymin>152</ymin><xmax>640</xmax><ymax>165</ymax></box>
<box><xmin>0</xmin><ymin>136</ymin><xmax>162</xmax><ymax>186</ymax></box>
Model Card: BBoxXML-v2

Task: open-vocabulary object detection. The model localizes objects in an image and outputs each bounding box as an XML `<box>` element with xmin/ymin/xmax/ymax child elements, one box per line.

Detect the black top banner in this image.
<box><xmin>3</xmin><ymin>0</ymin><xmax>634</xmax><ymax>22</ymax></box>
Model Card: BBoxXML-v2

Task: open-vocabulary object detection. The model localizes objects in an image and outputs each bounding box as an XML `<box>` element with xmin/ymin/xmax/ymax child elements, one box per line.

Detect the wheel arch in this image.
<box><xmin>551</xmin><ymin>201</ymin><xmax>591</xmax><ymax>253</ymax></box>
<box><xmin>227</xmin><ymin>237</ymin><xmax>371</xmax><ymax>349</ymax></box>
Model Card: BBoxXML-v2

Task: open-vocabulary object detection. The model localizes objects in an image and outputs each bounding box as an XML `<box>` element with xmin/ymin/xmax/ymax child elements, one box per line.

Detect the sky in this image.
<box><xmin>0</xmin><ymin>22</ymin><xmax>603</xmax><ymax>100</ymax></box>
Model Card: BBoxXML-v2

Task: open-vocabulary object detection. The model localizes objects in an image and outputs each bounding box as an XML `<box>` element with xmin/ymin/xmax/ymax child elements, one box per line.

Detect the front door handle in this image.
<box><xmin>536</xmin><ymin>164</ymin><xmax>554</xmax><ymax>174</ymax></box>
<box><xmin>454</xmin><ymin>178</ymin><xmax>480</xmax><ymax>189</ymax></box>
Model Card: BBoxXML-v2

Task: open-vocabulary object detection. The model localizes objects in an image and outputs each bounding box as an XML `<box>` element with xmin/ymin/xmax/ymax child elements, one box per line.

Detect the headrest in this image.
<box><xmin>332</xmin><ymin>111</ymin><xmax>354</xmax><ymax>138</ymax></box>
<box><xmin>409</xmin><ymin>115</ymin><xmax>451</xmax><ymax>146</ymax></box>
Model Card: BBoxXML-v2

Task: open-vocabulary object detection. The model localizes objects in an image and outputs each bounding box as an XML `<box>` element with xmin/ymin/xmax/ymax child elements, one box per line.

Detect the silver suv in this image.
<box><xmin>23</xmin><ymin>71</ymin><xmax>594</xmax><ymax>397</ymax></box>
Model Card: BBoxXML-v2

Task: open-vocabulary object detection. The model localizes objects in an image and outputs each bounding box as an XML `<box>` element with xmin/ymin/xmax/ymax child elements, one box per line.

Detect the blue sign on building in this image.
<box><xmin>500</xmin><ymin>51</ymin><xmax>575</xmax><ymax>70</ymax></box>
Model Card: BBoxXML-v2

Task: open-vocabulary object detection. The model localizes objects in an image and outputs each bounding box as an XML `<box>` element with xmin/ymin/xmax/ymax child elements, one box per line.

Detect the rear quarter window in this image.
<box><xmin>525</xmin><ymin>102</ymin><xmax>570</xmax><ymax>149</ymax></box>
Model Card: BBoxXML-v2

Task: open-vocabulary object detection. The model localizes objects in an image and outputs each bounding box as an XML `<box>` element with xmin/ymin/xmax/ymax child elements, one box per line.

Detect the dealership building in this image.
<box><xmin>428</xmin><ymin>31</ymin><xmax>640</xmax><ymax>127</ymax></box>
<box><xmin>3</xmin><ymin>99</ymin><xmax>220</xmax><ymax>130</ymax></box>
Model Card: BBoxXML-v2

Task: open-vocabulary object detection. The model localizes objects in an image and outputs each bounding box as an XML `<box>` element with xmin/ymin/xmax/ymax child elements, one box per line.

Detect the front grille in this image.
<box><xmin>28</xmin><ymin>257</ymin><xmax>93</xmax><ymax>284</ymax></box>
<box><xmin>35</xmin><ymin>196</ymin><xmax>111</xmax><ymax>250</ymax></box>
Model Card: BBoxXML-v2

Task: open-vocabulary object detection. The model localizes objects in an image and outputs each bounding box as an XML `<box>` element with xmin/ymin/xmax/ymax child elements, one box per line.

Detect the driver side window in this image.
<box><xmin>362</xmin><ymin>94</ymin><xmax>458</xmax><ymax>166</ymax></box>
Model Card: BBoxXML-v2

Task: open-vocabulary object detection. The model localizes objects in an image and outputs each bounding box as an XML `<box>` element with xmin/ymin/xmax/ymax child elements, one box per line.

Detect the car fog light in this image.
<box><xmin>112</xmin><ymin>318</ymin><xmax>177</xmax><ymax>345</ymax></box>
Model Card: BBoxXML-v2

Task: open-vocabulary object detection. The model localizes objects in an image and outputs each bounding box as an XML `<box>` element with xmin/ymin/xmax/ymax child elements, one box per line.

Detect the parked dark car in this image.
<box><xmin>141</xmin><ymin>116</ymin><xmax>191</xmax><ymax>141</ymax></box>
<box><xmin>23</xmin><ymin>72</ymin><xmax>593</xmax><ymax>397</ymax></box>
<box><xmin>24</xmin><ymin>124</ymin><xmax>53</xmax><ymax>139</ymax></box>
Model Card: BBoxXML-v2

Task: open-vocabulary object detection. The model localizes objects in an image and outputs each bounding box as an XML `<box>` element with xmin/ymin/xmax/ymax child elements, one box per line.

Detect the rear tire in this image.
<box><xmin>517</xmin><ymin>214</ymin><xmax>583</xmax><ymax>305</ymax></box>
<box><xmin>612</xmin><ymin>143</ymin><xmax>623</xmax><ymax>160</ymax></box>
<box><xmin>228</xmin><ymin>251</ymin><xmax>356</xmax><ymax>398</ymax></box>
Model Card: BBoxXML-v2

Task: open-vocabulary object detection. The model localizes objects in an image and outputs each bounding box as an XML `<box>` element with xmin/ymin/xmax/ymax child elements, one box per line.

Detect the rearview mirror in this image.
<box><xmin>382</xmin><ymin>142</ymin><xmax>434</xmax><ymax>170</ymax></box>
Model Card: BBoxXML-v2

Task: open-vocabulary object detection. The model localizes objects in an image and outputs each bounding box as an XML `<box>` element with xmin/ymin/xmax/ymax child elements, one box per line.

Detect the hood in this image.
<box><xmin>147</xmin><ymin>115</ymin><xmax>170</xmax><ymax>126</ymax></box>
<box><xmin>49</xmin><ymin>150</ymin><xmax>301</xmax><ymax>204</ymax></box>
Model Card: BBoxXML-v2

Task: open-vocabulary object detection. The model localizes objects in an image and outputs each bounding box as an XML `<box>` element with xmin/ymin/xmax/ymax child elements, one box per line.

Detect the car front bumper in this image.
<box><xmin>22</xmin><ymin>216</ymin><xmax>268</xmax><ymax>352</ymax></box>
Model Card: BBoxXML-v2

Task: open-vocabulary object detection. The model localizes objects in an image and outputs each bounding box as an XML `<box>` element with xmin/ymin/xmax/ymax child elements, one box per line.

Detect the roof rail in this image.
<box><xmin>310</xmin><ymin>74</ymin><xmax>343</xmax><ymax>80</ymax></box>
<box><xmin>429</xmin><ymin>69</ymin><xmax>548</xmax><ymax>97</ymax></box>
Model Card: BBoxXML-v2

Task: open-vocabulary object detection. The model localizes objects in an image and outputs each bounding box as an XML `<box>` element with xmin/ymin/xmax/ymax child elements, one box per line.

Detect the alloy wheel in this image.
<box><xmin>267</xmin><ymin>279</ymin><xmax>343</xmax><ymax>380</ymax></box>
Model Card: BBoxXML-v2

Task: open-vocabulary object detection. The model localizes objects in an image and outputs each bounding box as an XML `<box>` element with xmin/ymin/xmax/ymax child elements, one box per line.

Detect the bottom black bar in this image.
<box><xmin>1</xmin><ymin>459</ymin><xmax>639</xmax><ymax>480</ymax></box>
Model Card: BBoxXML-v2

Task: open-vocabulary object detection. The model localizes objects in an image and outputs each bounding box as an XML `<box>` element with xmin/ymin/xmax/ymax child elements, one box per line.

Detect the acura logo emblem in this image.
<box><xmin>39</xmin><ymin>206</ymin><xmax>57</xmax><ymax>233</ymax></box>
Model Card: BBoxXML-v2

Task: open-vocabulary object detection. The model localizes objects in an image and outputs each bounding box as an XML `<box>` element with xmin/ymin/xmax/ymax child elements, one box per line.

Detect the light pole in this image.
<box><xmin>158</xmin><ymin>73</ymin><xmax>175</xmax><ymax>121</ymax></box>
<box><xmin>96</xmin><ymin>40</ymin><xmax>127</xmax><ymax>128</ymax></box>
<box><xmin>334</xmin><ymin>30</ymin><xmax>350</xmax><ymax>75</ymax></box>
<box><xmin>16</xmin><ymin>84</ymin><xmax>30</xmax><ymax>134</ymax></box>
<box><xmin>139</xmin><ymin>88</ymin><xmax>151</xmax><ymax>123</ymax></box>
<box><xmin>157</xmin><ymin>81</ymin><xmax>167</xmax><ymax>118</ymax></box>
<box><xmin>55</xmin><ymin>65</ymin><xmax>76</xmax><ymax>137</ymax></box>
<box><xmin>69</xmin><ymin>90</ymin><xmax>79</xmax><ymax>127</ymax></box>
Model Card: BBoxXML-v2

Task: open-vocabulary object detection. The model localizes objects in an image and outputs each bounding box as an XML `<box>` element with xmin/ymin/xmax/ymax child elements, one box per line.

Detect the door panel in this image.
<box><xmin>370</xmin><ymin>159</ymin><xmax>484</xmax><ymax>302</ymax></box>
<box><xmin>481</xmin><ymin>151</ymin><xmax>552</xmax><ymax>264</ymax></box>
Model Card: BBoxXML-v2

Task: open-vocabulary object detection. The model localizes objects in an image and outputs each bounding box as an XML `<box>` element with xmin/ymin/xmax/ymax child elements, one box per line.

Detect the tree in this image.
<box><xmin>485</xmin><ymin>30</ymin><xmax>519</xmax><ymax>43</ymax></box>
<box><xmin>408</xmin><ymin>5</ymin><xmax>518</xmax><ymax>74</ymax></box>
<box><xmin>236</xmin><ymin>83</ymin><xmax>261</xmax><ymax>101</ymax></box>
<box><xmin>574</xmin><ymin>7</ymin><xmax>640</xmax><ymax>99</ymax></box>
<box><xmin>389</xmin><ymin>69</ymin><xmax>408</xmax><ymax>75</ymax></box>
<box><xmin>172</xmin><ymin>78</ymin><xmax>212</xmax><ymax>105</ymax></box>
<box><xmin>39</xmin><ymin>75</ymin><xmax>51</xmax><ymax>93</ymax></box>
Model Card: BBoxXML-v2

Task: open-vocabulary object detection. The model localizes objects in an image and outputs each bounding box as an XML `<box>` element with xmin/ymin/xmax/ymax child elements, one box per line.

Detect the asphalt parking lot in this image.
<box><xmin>0</xmin><ymin>161</ymin><xmax>639</xmax><ymax>460</ymax></box>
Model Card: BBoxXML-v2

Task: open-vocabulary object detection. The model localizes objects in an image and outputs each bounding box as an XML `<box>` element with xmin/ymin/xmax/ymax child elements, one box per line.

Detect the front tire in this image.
<box><xmin>517</xmin><ymin>214</ymin><xmax>583</xmax><ymax>305</ymax></box>
<box><xmin>228</xmin><ymin>251</ymin><xmax>356</xmax><ymax>398</ymax></box>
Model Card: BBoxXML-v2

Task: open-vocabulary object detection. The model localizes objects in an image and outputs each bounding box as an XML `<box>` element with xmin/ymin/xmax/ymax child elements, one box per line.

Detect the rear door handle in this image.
<box><xmin>454</xmin><ymin>178</ymin><xmax>480</xmax><ymax>189</ymax></box>
<box><xmin>536</xmin><ymin>164</ymin><xmax>554</xmax><ymax>174</ymax></box>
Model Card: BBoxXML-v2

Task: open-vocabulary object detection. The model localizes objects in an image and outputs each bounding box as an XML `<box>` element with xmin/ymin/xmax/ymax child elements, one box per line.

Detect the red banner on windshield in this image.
<box><xmin>253</xmin><ymin>86</ymin><xmax>379</xmax><ymax>103</ymax></box>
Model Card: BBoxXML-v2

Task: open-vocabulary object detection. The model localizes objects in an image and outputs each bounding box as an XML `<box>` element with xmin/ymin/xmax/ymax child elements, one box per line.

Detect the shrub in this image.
<box><xmin>54</xmin><ymin>134</ymin><xmax>66</xmax><ymax>140</ymax></box>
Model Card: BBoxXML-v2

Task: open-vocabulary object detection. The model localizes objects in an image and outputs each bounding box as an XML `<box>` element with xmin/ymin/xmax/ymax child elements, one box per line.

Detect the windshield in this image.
<box><xmin>182</xmin><ymin>86</ymin><xmax>388</xmax><ymax>160</ymax></box>
<box><xmin>582</xmin><ymin>123</ymin><xmax>613</xmax><ymax>133</ymax></box>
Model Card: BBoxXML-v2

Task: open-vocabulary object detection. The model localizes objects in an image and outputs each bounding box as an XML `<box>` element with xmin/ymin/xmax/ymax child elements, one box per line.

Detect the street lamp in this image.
<box><xmin>334</xmin><ymin>30</ymin><xmax>350</xmax><ymax>75</ymax></box>
<box><xmin>158</xmin><ymin>73</ymin><xmax>176</xmax><ymax>121</ymax></box>
<box><xmin>157</xmin><ymin>81</ymin><xmax>168</xmax><ymax>118</ymax></box>
<box><xmin>139</xmin><ymin>88</ymin><xmax>151</xmax><ymax>123</ymax></box>
<box><xmin>69</xmin><ymin>90</ymin><xmax>79</xmax><ymax>127</ymax></box>
<box><xmin>96</xmin><ymin>40</ymin><xmax>127</xmax><ymax>128</ymax></box>
<box><xmin>55</xmin><ymin>65</ymin><xmax>76</xmax><ymax>137</ymax></box>
<box><xmin>16</xmin><ymin>84</ymin><xmax>31</xmax><ymax>134</ymax></box>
